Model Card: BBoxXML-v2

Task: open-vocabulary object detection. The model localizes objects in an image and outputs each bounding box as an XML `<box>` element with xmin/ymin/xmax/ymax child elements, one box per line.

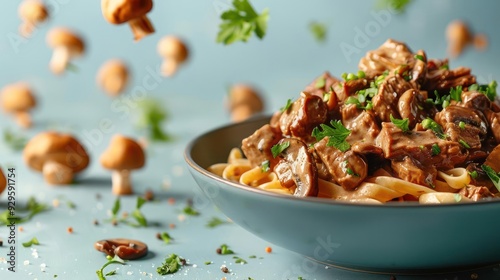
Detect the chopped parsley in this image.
<box><xmin>459</xmin><ymin>121</ymin><xmax>466</xmax><ymax>129</ymax></box>
<box><xmin>183</xmin><ymin>205</ymin><xmax>200</xmax><ymax>216</ymax></box>
<box><xmin>22</xmin><ymin>237</ymin><xmax>40</xmax><ymax>247</ymax></box>
<box><xmin>341</xmin><ymin>71</ymin><xmax>365</xmax><ymax>81</ymax></box>
<box><xmin>280</xmin><ymin>99</ymin><xmax>293</xmax><ymax>112</ymax></box>
<box><xmin>3</xmin><ymin>128</ymin><xmax>27</xmax><ymax>151</ymax></box>
<box><xmin>421</xmin><ymin>118</ymin><xmax>446</xmax><ymax>139</ymax></box>
<box><xmin>469</xmin><ymin>81</ymin><xmax>497</xmax><ymax>101</ymax></box>
<box><xmin>414</xmin><ymin>54</ymin><xmax>424</xmax><ymax>61</ymax></box>
<box><xmin>342</xmin><ymin>161</ymin><xmax>359</xmax><ymax>177</ymax></box>
<box><xmin>469</xmin><ymin>170</ymin><xmax>478</xmax><ymax>179</ymax></box>
<box><xmin>390</xmin><ymin>114</ymin><xmax>409</xmax><ymax>133</ymax></box>
<box><xmin>427</xmin><ymin>90</ymin><xmax>451</xmax><ymax>108</ymax></box>
<box><xmin>233</xmin><ymin>256</ymin><xmax>248</xmax><ymax>264</ymax></box>
<box><xmin>206</xmin><ymin>217</ymin><xmax>230</xmax><ymax>228</ymax></box>
<box><xmin>216</xmin><ymin>0</ymin><xmax>269</xmax><ymax>45</ymax></box>
<box><xmin>218</xmin><ymin>244</ymin><xmax>235</xmax><ymax>255</ymax></box>
<box><xmin>107</xmin><ymin>197</ymin><xmax>148</xmax><ymax>227</ymax></box>
<box><xmin>431</xmin><ymin>144</ymin><xmax>441</xmax><ymax>156</ymax></box>
<box><xmin>159</xmin><ymin>232</ymin><xmax>173</xmax><ymax>244</ymax></box>
<box><xmin>376</xmin><ymin>0</ymin><xmax>413</xmax><ymax>13</ymax></box>
<box><xmin>314</xmin><ymin>77</ymin><xmax>326</xmax><ymax>88</ymax></box>
<box><xmin>260</xmin><ymin>160</ymin><xmax>270</xmax><ymax>172</ymax></box>
<box><xmin>309</xmin><ymin>21</ymin><xmax>327</xmax><ymax>43</ymax></box>
<box><xmin>312</xmin><ymin>120</ymin><xmax>351</xmax><ymax>152</ymax></box>
<box><xmin>157</xmin><ymin>254</ymin><xmax>184</xmax><ymax>275</ymax></box>
<box><xmin>449</xmin><ymin>86</ymin><xmax>462</xmax><ymax>102</ymax></box>
<box><xmin>271</xmin><ymin>141</ymin><xmax>290</xmax><ymax>158</ymax></box>
<box><xmin>96</xmin><ymin>255</ymin><xmax>126</xmax><ymax>280</ymax></box>
<box><xmin>459</xmin><ymin>139</ymin><xmax>470</xmax><ymax>149</ymax></box>
<box><xmin>136</xmin><ymin>98</ymin><xmax>172</xmax><ymax>142</ymax></box>
<box><xmin>0</xmin><ymin>196</ymin><xmax>49</xmax><ymax>226</ymax></box>
<box><xmin>374</xmin><ymin>71</ymin><xmax>389</xmax><ymax>87</ymax></box>
<box><xmin>481</xmin><ymin>165</ymin><xmax>500</xmax><ymax>192</ymax></box>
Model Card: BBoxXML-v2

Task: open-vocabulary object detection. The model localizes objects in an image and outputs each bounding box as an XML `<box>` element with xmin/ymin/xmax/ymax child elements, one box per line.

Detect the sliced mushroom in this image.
<box><xmin>94</xmin><ymin>238</ymin><xmax>148</xmax><ymax>260</ymax></box>
<box><xmin>273</xmin><ymin>138</ymin><xmax>318</xmax><ymax>197</ymax></box>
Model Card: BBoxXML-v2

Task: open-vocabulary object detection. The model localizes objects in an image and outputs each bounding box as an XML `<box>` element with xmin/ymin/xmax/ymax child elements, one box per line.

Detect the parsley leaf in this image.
<box><xmin>468</xmin><ymin>81</ymin><xmax>497</xmax><ymax>101</ymax></box>
<box><xmin>376</xmin><ymin>0</ymin><xmax>413</xmax><ymax>13</ymax></box>
<box><xmin>309</xmin><ymin>21</ymin><xmax>327</xmax><ymax>43</ymax></box>
<box><xmin>157</xmin><ymin>254</ymin><xmax>184</xmax><ymax>275</ymax></box>
<box><xmin>280</xmin><ymin>99</ymin><xmax>293</xmax><ymax>112</ymax></box>
<box><xmin>233</xmin><ymin>256</ymin><xmax>248</xmax><ymax>264</ymax></box>
<box><xmin>260</xmin><ymin>160</ymin><xmax>270</xmax><ymax>172</ymax></box>
<box><xmin>449</xmin><ymin>86</ymin><xmax>462</xmax><ymax>102</ymax></box>
<box><xmin>183</xmin><ymin>205</ymin><xmax>200</xmax><ymax>216</ymax></box>
<box><xmin>136</xmin><ymin>98</ymin><xmax>172</xmax><ymax>142</ymax></box>
<box><xmin>96</xmin><ymin>255</ymin><xmax>126</xmax><ymax>280</ymax></box>
<box><xmin>271</xmin><ymin>141</ymin><xmax>290</xmax><ymax>158</ymax></box>
<box><xmin>414</xmin><ymin>54</ymin><xmax>424</xmax><ymax>61</ymax></box>
<box><xmin>421</xmin><ymin>118</ymin><xmax>446</xmax><ymax>139</ymax></box>
<box><xmin>22</xmin><ymin>237</ymin><xmax>40</xmax><ymax>247</ymax></box>
<box><xmin>0</xmin><ymin>197</ymin><xmax>49</xmax><ymax>226</ymax></box>
<box><xmin>159</xmin><ymin>232</ymin><xmax>173</xmax><ymax>244</ymax></box>
<box><xmin>431</xmin><ymin>144</ymin><xmax>441</xmax><ymax>156</ymax></box>
<box><xmin>3</xmin><ymin>128</ymin><xmax>27</xmax><ymax>151</ymax></box>
<box><xmin>482</xmin><ymin>165</ymin><xmax>500</xmax><ymax>192</ymax></box>
<box><xmin>312</xmin><ymin>120</ymin><xmax>351</xmax><ymax>152</ymax></box>
<box><xmin>218</xmin><ymin>244</ymin><xmax>235</xmax><ymax>255</ymax></box>
<box><xmin>206</xmin><ymin>217</ymin><xmax>230</xmax><ymax>228</ymax></box>
<box><xmin>217</xmin><ymin>0</ymin><xmax>269</xmax><ymax>45</ymax></box>
<box><xmin>390</xmin><ymin>114</ymin><xmax>409</xmax><ymax>132</ymax></box>
<box><xmin>314</xmin><ymin>77</ymin><xmax>326</xmax><ymax>88</ymax></box>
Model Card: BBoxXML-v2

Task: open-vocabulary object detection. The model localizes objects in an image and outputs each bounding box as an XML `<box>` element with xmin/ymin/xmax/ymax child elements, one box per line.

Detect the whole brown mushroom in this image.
<box><xmin>1</xmin><ymin>82</ymin><xmax>37</xmax><ymax>128</ymax></box>
<box><xmin>96</xmin><ymin>59</ymin><xmax>130</xmax><ymax>97</ymax></box>
<box><xmin>18</xmin><ymin>0</ymin><xmax>49</xmax><ymax>37</ymax></box>
<box><xmin>101</xmin><ymin>0</ymin><xmax>155</xmax><ymax>41</ymax></box>
<box><xmin>100</xmin><ymin>135</ymin><xmax>145</xmax><ymax>195</ymax></box>
<box><xmin>226</xmin><ymin>84</ymin><xmax>264</xmax><ymax>122</ymax></box>
<box><xmin>0</xmin><ymin>167</ymin><xmax>6</xmax><ymax>196</ymax></box>
<box><xmin>46</xmin><ymin>27</ymin><xmax>85</xmax><ymax>75</ymax></box>
<box><xmin>446</xmin><ymin>20</ymin><xmax>488</xmax><ymax>58</ymax></box>
<box><xmin>157</xmin><ymin>36</ymin><xmax>189</xmax><ymax>77</ymax></box>
<box><xmin>23</xmin><ymin>132</ymin><xmax>90</xmax><ymax>185</ymax></box>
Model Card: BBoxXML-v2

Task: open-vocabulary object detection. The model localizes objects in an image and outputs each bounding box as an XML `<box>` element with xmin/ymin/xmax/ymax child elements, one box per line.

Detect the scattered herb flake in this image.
<box><xmin>454</xmin><ymin>193</ymin><xmax>462</xmax><ymax>202</ymax></box>
<box><xmin>96</xmin><ymin>255</ymin><xmax>126</xmax><ymax>280</ymax></box>
<box><xmin>482</xmin><ymin>165</ymin><xmax>500</xmax><ymax>192</ymax></box>
<box><xmin>159</xmin><ymin>232</ymin><xmax>173</xmax><ymax>244</ymax></box>
<box><xmin>3</xmin><ymin>128</ymin><xmax>27</xmax><ymax>151</ymax></box>
<box><xmin>421</xmin><ymin>118</ymin><xmax>446</xmax><ymax>139</ymax></box>
<box><xmin>260</xmin><ymin>160</ymin><xmax>270</xmax><ymax>172</ymax></box>
<box><xmin>216</xmin><ymin>0</ymin><xmax>269</xmax><ymax>45</ymax></box>
<box><xmin>206</xmin><ymin>217</ymin><xmax>230</xmax><ymax>228</ymax></box>
<box><xmin>204</xmin><ymin>261</ymin><xmax>212</xmax><ymax>265</ymax></box>
<box><xmin>312</xmin><ymin>120</ymin><xmax>351</xmax><ymax>152</ymax></box>
<box><xmin>309</xmin><ymin>21</ymin><xmax>327</xmax><ymax>43</ymax></box>
<box><xmin>376</xmin><ymin>0</ymin><xmax>413</xmax><ymax>13</ymax></box>
<box><xmin>414</xmin><ymin>54</ymin><xmax>424</xmax><ymax>61</ymax></box>
<box><xmin>136</xmin><ymin>98</ymin><xmax>172</xmax><ymax>142</ymax></box>
<box><xmin>248</xmin><ymin>255</ymin><xmax>257</xmax><ymax>258</ymax></box>
<box><xmin>314</xmin><ymin>76</ymin><xmax>326</xmax><ymax>88</ymax></box>
<box><xmin>183</xmin><ymin>206</ymin><xmax>200</xmax><ymax>216</ymax></box>
<box><xmin>459</xmin><ymin>121</ymin><xmax>466</xmax><ymax>129</ymax></box>
<box><xmin>469</xmin><ymin>170</ymin><xmax>478</xmax><ymax>179</ymax></box>
<box><xmin>271</xmin><ymin>141</ymin><xmax>290</xmax><ymax>158</ymax></box>
<box><xmin>0</xmin><ymin>197</ymin><xmax>50</xmax><ymax>226</ymax></box>
<box><xmin>450</xmin><ymin>86</ymin><xmax>462</xmax><ymax>102</ymax></box>
<box><xmin>431</xmin><ymin>144</ymin><xmax>441</xmax><ymax>156</ymax></box>
<box><xmin>280</xmin><ymin>99</ymin><xmax>293</xmax><ymax>112</ymax></box>
<box><xmin>157</xmin><ymin>254</ymin><xmax>184</xmax><ymax>275</ymax></box>
<box><xmin>390</xmin><ymin>114</ymin><xmax>410</xmax><ymax>132</ymax></box>
<box><xmin>218</xmin><ymin>244</ymin><xmax>235</xmax><ymax>255</ymax></box>
<box><xmin>234</xmin><ymin>256</ymin><xmax>248</xmax><ymax>264</ymax></box>
<box><xmin>459</xmin><ymin>139</ymin><xmax>470</xmax><ymax>149</ymax></box>
<box><xmin>22</xmin><ymin>237</ymin><xmax>40</xmax><ymax>247</ymax></box>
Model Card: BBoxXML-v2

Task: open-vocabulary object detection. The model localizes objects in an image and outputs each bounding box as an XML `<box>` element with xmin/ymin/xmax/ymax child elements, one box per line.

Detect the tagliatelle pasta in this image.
<box><xmin>208</xmin><ymin>39</ymin><xmax>500</xmax><ymax>204</ymax></box>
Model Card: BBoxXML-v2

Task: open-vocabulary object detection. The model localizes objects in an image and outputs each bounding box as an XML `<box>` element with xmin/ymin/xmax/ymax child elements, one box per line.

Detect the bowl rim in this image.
<box><xmin>184</xmin><ymin>116</ymin><xmax>500</xmax><ymax>209</ymax></box>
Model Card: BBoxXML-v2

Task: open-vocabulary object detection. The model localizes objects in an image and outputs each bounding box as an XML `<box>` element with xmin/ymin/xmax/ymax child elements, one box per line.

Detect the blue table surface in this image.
<box><xmin>1</xmin><ymin>0</ymin><xmax>500</xmax><ymax>279</ymax></box>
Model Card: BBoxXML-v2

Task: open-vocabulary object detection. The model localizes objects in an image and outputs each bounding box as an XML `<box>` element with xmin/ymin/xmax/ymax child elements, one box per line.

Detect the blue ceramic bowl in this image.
<box><xmin>184</xmin><ymin>116</ymin><xmax>500</xmax><ymax>273</ymax></box>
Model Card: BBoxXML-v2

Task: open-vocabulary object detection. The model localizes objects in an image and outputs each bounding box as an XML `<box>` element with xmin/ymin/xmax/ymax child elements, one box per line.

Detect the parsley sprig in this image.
<box><xmin>390</xmin><ymin>115</ymin><xmax>409</xmax><ymax>132</ymax></box>
<box><xmin>481</xmin><ymin>165</ymin><xmax>500</xmax><ymax>192</ymax></box>
<box><xmin>309</xmin><ymin>21</ymin><xmax>327</xmax><ymax>43</ymax></box>
<box><xmin>96</xmin><ymin>255</ymin><xmax>126</xmax><ymax>280</ymax></box>
<box><xmin>157</xmin><ymin>254</ymin><xmax>185</xmax><ymax>275</ymax></box>
<box><xmin>469</xmin><ymin>81</ymin><xmax>498</xmax><ymax>101</ymax></box>
<box><xmin>216</xmin><ymin>0</ymin><xmax>269</xmax><ymax>45</ymax></box>
<box><xmin>107</xmin><ymin>197</ymin><xmax>148</xmax><ymax>227</ymax></box>
<box><xmin>136</xmin><ymin>98</ymin><xmax>171</xmax><ymax>142</ymax></box>
<box><xmin>0</xmin><ymin>197</ymin><xmax>49</xmax><ymax>226</ymax></box>
<box><xmin>22</xmin><ymin>237</ymin><xmax>40</xmax><ymax>248</ymax></box>
<box><xmin>312</xmin><ymin>120</ymin><xmax>351</xmax><ymax>152</ymax></box>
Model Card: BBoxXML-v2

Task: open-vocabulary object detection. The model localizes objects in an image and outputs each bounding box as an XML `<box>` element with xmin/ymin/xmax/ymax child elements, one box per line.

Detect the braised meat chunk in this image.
<box><xmin>241</xmin><ymin>124</ymin><xmax>282</xmax><ymax>168</ymax></box>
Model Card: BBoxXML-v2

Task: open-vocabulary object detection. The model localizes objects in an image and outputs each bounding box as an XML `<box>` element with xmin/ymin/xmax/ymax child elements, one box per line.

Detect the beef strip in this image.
<box><xmin>313</xmin><ymin>137</ymin><xmax>368</xmax><ymax>190</ymax></box>
<box><xmin>376</xmin><ymin>122</ymin><xmax>467</xmax><ymax>170</ymax></box>
<box><xmin>459</xmin><ymin>185</ymin><xmax>494</xmax><ymax>201</ymax></box>
<box><xmin>391</xmin><ymin>156</ymin><xmax>437</xmax><ymax>187</ymax></box>
<box><xmin>423</xmin><ymin>64</ymin><xmax>476</xmax><ymax>93</ymax></box>
<box><xmin>279</xmin><ymin>92</ymin><xmax>328</xmax><ymax>142</ymax></box>
<box><xmin>332</xmin><ymin>78</ymin><xmax>369</xmax><ymax>103</ymax></box>
<box><xmin>358</xmin><ymin>39</ymin><xmax>415</xmax><ymax>78</ymax></box>
<box><xmin>241</xmin><ymin>124</ymin><xmax>282</xmax><ymax>168</ymax></box>
<box><xmin>485</xmin><ymin>110</ymin><xmax>500</xmax><ymax>143</ymax></box>
<box><xmin>304</xmin><ymin>71</ymin><xmax>341</xmax><ymax>97</ymax></box>
<box><xmin>341</xmin><ymin>103</ymin><xmax>382</xmax><ymax>155</ymax></box>
<box><xmin>371</xmin><ymin>74</ymin><xmax>414</xmax><ymax>122</ymax></box>
<box><xmin>461</xmin><ymin>90</ymin><xmax>491</xmax><ymax>112</ymax></box>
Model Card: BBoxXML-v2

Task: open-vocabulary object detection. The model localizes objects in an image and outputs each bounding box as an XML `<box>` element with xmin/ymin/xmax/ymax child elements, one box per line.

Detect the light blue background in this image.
<box><xmin>1</xmin><ymin>0</ymin><xmax>500</xmax><ymax>279</ymax></box>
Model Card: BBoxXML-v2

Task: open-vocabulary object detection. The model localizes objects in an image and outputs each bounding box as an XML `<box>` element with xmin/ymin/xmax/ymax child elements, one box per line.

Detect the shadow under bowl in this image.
<box><xmin>184</xmin><ymin>115</ymin><xmax>500</xmax><ymax>274</ymax></box>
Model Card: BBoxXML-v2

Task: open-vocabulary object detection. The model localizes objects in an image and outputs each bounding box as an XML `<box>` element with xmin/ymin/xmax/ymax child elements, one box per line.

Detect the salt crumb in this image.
<box><xmin>162</xmin><ymin>178</ymin><xmax>171</xmax><ymax>190</ymax></box>
<box><xmin>0</xmin><ymin>257</ymin><xmax>6</xmax><ymax>263</ymax></box>
<box><xmin>172</xmin><ymin>165</ymin><xmax>184</xmax><ymax>176</ymax></box>
<box><xmin>126</xmin><ymin>271</ymin><xmax>133</xmax><ymax>275</ymax></box>
<box><xmin>24</xmin><ymin>260</ymin><xmax>30</xmax><ymax>265</ymax></box>
<box><xmin>192</xmin><ymin>264</ymin><xmax>198</xmax><ymax>268</ymax></box>
<box><xmin>52</xmin><ymin>199</ymin><xmax>60</xmax><ymax>208</ymax></box>
<box><xmin>40</xmin><ymin>263</ymin><xmax>46</xmax><ymax>272</ymax></box>
<box><xmin>178</xmin><ymin>214</ymin><xmax>186</xmax><ymax>222</ymax></box>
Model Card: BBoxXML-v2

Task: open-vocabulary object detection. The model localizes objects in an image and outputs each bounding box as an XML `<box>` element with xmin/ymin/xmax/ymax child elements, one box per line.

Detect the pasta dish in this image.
<box><xmin>209</xmin><ymin>39</ymin><xmax>500</xmax><ymax>204</ymax></box>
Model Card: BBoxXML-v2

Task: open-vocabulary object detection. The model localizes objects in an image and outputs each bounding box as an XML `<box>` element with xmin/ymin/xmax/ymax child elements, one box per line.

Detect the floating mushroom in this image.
<box><xmin>101</xmin><ymin>0</ymin><xmax>155</xmax><ymax>41</ymax></box>
<box><xmin>0</xmin><ymin>167</ymin><xmax>5</xmax><ymax>196</ymax></box>
<box><xmin>226</xmin><ymin>84</ymin><xmax>264</xmax><ymax>122</ymax></box>
<box><xmin>23</xmin><ymin>132</ymin><xmax>90</xmax><ymax>185</ymax></box>
<box><xmin>96</xmin><ymin>59</ymin><xmax>130</xmax><ymax>97</ymax></box>
<box><xmin>0</xmin><ymin>82</ymin><xmax>36</xmax><ymax>128</ymax></box>
<box><xmin>18</xmin><ymin>0</ymin><xmax>49</xmax><ymax>37</ymax></box>
<box><xmin>446</xmin><ymin>20</ymin><xmax>488</xmax><ymax>58</ymax></box>
<box><xmin>46</xmin><ymin>27</ymin><xmax>85</xmax><ymax>75</ymax></box>
<box><xmin>157</xmin><ymin>36</ymin><xmax>189</xmax><ymax>77</ymax></box>
<box><xmin>100</xmin><ymin>135</ymin><xmax>145</xmax><ymax>195</ymax></box>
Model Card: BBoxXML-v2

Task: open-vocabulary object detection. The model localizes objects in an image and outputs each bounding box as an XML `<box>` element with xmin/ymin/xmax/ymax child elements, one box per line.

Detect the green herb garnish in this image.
<box><xmin>159</xmin><ymin>232</ymin><xmax>173</xmax><ymax>244</ymax></box>
<box><xmin>271</xmin><ymin>141</ymin><xmax>290</xmax><ymax>158</ymax></box>
<box><xmin>219</xmin><ymin>244</ymin><xmax>235</xmax><ymax>255</ymax></box>
<box><xmin>482</xmin><ymin>165</ymin><xmax>500</xmax><ymax>192</ymax></box>
<box><xmin>233</xmin><ymin>256</ymin><xmax>248</xmax><ymax>264</ymax></box>
<box><xmin>431</xmin><ymin>144</ymin><xmax>441</xmax><ymax>156</ymax></box>
<box><xmin>314</xmin><ymin>77</ymin><xmax>326</xmax><ymax>88</ymax></box>
<box><xmin>0</xmin><ymin>197</ymin><xmax>49</xmax><ymax>226</ymax></box>
<box><xmin>469</xmin><ymin>170</ymin><xmax>478</xmax><ymax>179</ymax></box>
<box><xmin>206</xmin><ymin>217</ymin><xmax>230</xmax><ymax>228</ymax></box>
<box><xmin>280</xmin><ymin>99</ymin><xmax>293</xmax><ymax>112</ymax></box>
<box><xmin>260</xmin><ymin>160</ymin><xmax>270</xmax><ymax>172</ymax></box>
<box><xmin>421</xmin><ymin>118</ymin><xmax>446</xmax><ymax>139</ymax></box>
<box><xmin>390</xmin><ymin>114</ymin><xmax>409</xmax><ymax>133</ymax></box>
<box><xmin>309</xmin><ymin>21</ymin><xmax>327</xmax><ymax>43</ymax></box>
<box><xmin>376</xmin><ymin>0</ymin><xmax>413</xmax><ymax>13</ymax></box>
<box><xmin>459</xmin><ymin>121</ymin><xmax>466</xmax><ymax>129</ymax></box>
<box><xmin>22</xmin><ymin>237</ymin><xmax>40</xmax><ymax>247</ymax></box>
<box><xmin>3</xmin><ymin>128</ymin><xmax>27</xmax><ymax>151</ymax></box>
<box><xmin>459</xmin><ymin>139</ymin><xmax>470</xmax><ymax>148</ymax></box>
<box><xmin>157</xmin><ymin>254</ymin><xmax>184</xmax><ymax>275</ymax></box>
<box><xmin>96</xmin><ymin>255</ymin><xmax>126</xmax><ymax>280</ymax></box>
<box><xmin>312</xmin><ymin>120</ymin><xmax>351</xmax><ymax>152</ymax></box>
<box><xmin>204</xmin><ymin>261</ymin><xmax>212</xmax><ymax>265</ymax></box>
<box><xmin>136</xmin><ymin>98</ymin><xmax>171</xmax><ymax>142</ymax></box>
<box><xmin>183</xmin><ymin>205</ymin><xmax>200</xmax><ymax>216</ymax></box>
<box><xmin>107</xmin><ymin>197</ymin><xmax>148</xmax><ymax>227</ymax></box>
<box><xmin>216</xmin><ymin>0</ymin><xmax>269</xmax><ymax>45</ymax></box>
<box><xmin>450</xmin><ymin>86</ymin><xmax>462</xmax><ymax>102</ymax></box>
<box><xmin>414</xmin><ymin>54</ymin><xmax>424</xmax><ymax>61</ymax></box>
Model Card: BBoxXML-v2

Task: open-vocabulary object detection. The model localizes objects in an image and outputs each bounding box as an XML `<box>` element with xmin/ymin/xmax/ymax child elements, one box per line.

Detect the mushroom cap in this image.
<box><xmin>0</xmin><ymin>168</ymin><xmax>5</xmax><ymax>196</ymax></box>
<box><xmin>19</xmin><ymin>0</ymin><xmax>49</xmax><ymax>23</ymax></box>
<box><xmin>100</xmin><ymin>135</ymin><xmax>145</xmax><ymax>170</ymax></box>
<box><xmin>23</xmin><ymin>131</ymin><xmax>90</xmax><ymax>173</ymax></box>
<box><xmin>96</xmin><ymin>59</ymin><xmax>130</xmax><ymax>94</ymax></box>
<box><xmin>101</xmin><ymin>0</ymin><xmax>153</xmax><ymax>24</ymax></box>
<box><xmin>46</xmin><ymin>27</ymin><xmax>85</xmax><ymax>54</ymax></box>
<box><xmin>227</xmin><ymin>84</ymin><xmax>264</xmax><ymax>112</ymax></box>
<box><xmin>157</xmin><ymin>36</ymin><xmax>189</xmax><ymax>62</ymax></box>
<box><xmin>1</xmin><ymin>83</ymin><xmax>36</xmax><ymax>113</ymax></box>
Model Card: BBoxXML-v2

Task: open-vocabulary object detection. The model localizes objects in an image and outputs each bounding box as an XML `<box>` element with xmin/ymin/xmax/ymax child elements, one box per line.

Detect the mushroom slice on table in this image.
<box><xmin>101</xmin><ymin>0</ymin><xmax>155</xmax><ymax>41</ymax></box>
<box><xmin>0</xmin><ymin>167</ymin><xmax>5</xmax><ymax>196</ymax></box>
<box><xmin>96</xmin><ymin>59</ymin><xmax>130</xmax><ymax>97</ymax></box>
<box><xmin>18</xmin><ymin>0</ymin><xmax>49</xmax><ymax>37</ymax></box>
<box><xmin>226</xmin><ymin>84</ymin><xmax>264</xmax><ymax>122</ymax></box>
<box><xmin>157</xmin><ymin>36</ymin><xmax>189</xmax><ymax>77</ymax></box>
<box><xmin>23</xmin><ymin>132</ymin><xmax>90</xmax><ymax>184</ymax></box>
<box><xmin>100</xmin><ymin>135</ymin><xmax>145</xmax><ymax>195</ymax></box>
<box><xmin>273</xmin><ymin>138</ymin><xmax>319</xmax><ymax>197</ymax></box>
<box><xmin>0</xmin><ymin>82</ymin><xmax>36</xmax><ymax>128</ymax></box>
<box><xmin>46</xmin><ymin>27</ymin><xmax>85</xmax><ymax>75</ymax></box>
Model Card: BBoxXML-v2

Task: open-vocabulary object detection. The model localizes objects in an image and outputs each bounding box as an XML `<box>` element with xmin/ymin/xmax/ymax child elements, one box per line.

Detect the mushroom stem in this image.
<box><xmin>43</xmin><ymin>161</ymin><xmax>74</xmax><ymax>185</ymax></box>
<box><xmin>160</xmin><ymin>59</ymin><xmax>179</xmax><ymax>77</ymax></box>
<box><xmin>112</xmin><ymin>170</ymin><xmax>133</xmax><ymax>195</ymax></box>
<box><xmin>49</xmin><ymin>47</ymin><xmax>70</xmax><ymax>75</ymax></box>
<box><xmin>128</xmin><ymin>16</ymin><xmax>154</xmax><ymax>41</ymax></box>
<box><xmin>14</xmin><ymin>111</ymin><xmax>32</xmax><ymax>128</ymax></box>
